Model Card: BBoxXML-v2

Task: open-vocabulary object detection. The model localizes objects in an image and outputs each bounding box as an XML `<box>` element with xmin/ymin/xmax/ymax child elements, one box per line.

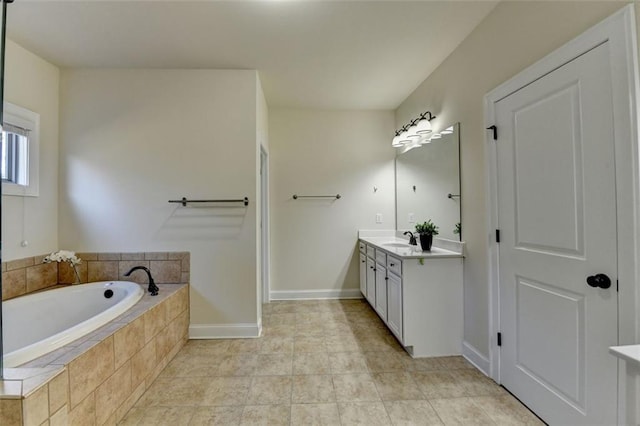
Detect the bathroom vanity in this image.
<box><xmin>358</xmin><ymin>232</ymin><xmax>463</xmax><ymax>358</ymax></box>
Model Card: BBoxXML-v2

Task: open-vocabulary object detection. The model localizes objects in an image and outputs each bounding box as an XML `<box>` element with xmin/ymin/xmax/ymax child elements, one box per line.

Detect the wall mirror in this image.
<box><xmin>395</xmin><ymin>122</ymin><xmax>461</xmax><ymax>241</ymax></box>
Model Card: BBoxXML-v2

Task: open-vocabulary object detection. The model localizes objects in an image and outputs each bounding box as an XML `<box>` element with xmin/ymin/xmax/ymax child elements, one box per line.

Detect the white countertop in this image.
<box><xmin>609</xmin><ymin>345</ymin><xmax>640</xmax><ymax>365</ymax></box>
<box><xmin>359</xmin><ymin>236</ymin><xmax>463</xmax><ymax>259</ymax></box>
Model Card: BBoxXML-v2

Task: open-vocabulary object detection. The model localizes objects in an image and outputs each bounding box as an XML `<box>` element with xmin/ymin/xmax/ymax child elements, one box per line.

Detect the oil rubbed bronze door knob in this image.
<box><xmin>586</xmin><ymin>274</ymin><xmax>611</xmax><ymax>289</ymax></box>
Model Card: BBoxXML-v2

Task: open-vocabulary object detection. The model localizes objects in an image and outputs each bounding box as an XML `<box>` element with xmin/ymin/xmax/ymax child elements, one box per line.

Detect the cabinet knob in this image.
<box><xmin>390</xmin><ymin>263</ymin><xmax>395</xmax><ymax>267</ymax></box>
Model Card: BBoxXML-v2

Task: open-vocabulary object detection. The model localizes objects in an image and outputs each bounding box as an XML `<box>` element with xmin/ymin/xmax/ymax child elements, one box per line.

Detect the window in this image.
<box><xmin>1</xmin><ymin>102</ymin><xmax>39</xmax><ymax>196</ymax></box>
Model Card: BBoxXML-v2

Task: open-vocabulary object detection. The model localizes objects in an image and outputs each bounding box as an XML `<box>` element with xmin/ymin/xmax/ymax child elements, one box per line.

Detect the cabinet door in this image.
<box><xmin>366</xmin><ymin>257</ymin><xmax>376</xmax><ymax>307</ymax></box>
<box><xmin>359</xmin><ymin>253</ymin><xmax>367</xmax><ymax>297</ymax></box>
<box><xmin>375</xmin><ymin>264</ymin><xmax>387</xmax><ymax>322</ymax></box>
<box><xmin>387</xmin><ymin>272</ymin><xmax>403</xmax><ymax>342</ymax></box>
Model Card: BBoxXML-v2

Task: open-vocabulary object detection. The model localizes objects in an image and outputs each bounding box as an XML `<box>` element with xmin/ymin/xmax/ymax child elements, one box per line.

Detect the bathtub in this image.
<box><xmin>3</xmin><ymin>281</ymin><xmax>144</xmax><ymax>368</ymax></box>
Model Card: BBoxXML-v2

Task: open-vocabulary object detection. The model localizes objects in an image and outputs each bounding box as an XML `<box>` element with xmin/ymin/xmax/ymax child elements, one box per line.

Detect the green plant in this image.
<box><xmin>415</xmin><ymin>220</ymin><xmax>439</xmax><ymax>236</ymax></box>
<box><xmin>454</xmin><ymin>222</ymin><xmax>461</xmax><ymax>235</ymax></box>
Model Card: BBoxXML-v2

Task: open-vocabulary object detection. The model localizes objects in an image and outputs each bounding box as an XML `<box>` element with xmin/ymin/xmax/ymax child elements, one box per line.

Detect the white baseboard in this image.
<box><xmin>189</xmin><ymin>323</ymin><xmax>261</xmax><ymax>339</ymax></box>
<box><xmin>462</xmin><ymin>340</ymin><xmax>490</xmax><ymax>375</ymax></box>
<box><xmin>270</xmin><ymin>289</ymin><xmax>363</xmax><ymax>300</ymax></box>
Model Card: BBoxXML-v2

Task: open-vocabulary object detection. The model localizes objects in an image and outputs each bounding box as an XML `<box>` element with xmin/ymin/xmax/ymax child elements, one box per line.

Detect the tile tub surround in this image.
<box><xmin>0</xmin><ymin>284</ymin><xmax>189</xmax><ymax>425</ymax></box>
<box><xmin>121</xmin><ymin>299</ymin><xmax>542</xmax><ymax>425</ymax></box>
<box><xmin>1</xmin><ymin>251</ymin><xmax>190</xmax><ymax>301</ymax></box>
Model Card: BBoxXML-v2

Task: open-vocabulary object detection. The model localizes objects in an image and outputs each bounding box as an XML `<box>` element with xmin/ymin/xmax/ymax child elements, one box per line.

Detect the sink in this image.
<box><xmin>382</xmin><ymin>242</ymin><xmax>412</xmax><ymax>248</ymax></box>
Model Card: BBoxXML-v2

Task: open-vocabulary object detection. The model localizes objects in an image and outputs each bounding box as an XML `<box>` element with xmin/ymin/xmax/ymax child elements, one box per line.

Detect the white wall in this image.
<box><xmin>395</xmin><ymin>1</ymin><xmax>629</xmax><ymax>362</ymax></box>
<box><xmin>269</xmin><ymin>109</ymin><xmax>395</xmax><ymax>297</ymax></box>
<box><xmin>2</xmin><ymin>39</ymin><xmax>59</xmax><ymax>261</ymax></box>
<box><xmin>59</xmin><ymin>69</ymin><xmax>261</xmax><ymax>331</ymax></box>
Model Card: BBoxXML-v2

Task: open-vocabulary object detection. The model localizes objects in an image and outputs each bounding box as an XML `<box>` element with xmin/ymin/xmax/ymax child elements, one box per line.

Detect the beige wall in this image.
<box><xmin>269</xmin><ymin>109</ymin><xmax>395</xmax><ymax>296</ymax></box>
<box><xmin>395</xmin><ymin>1</ymin><xmax>630</xmax><ymax>359</ymax></box>
<box><xmin>58</xmin><ymin>69</ymin><xmax>260</xmax><ymax>330</ymax></box>
<box><xmin>2</xmin><ymin>39</ymin><xmax>59</xmax><ymax>261</ymax></box>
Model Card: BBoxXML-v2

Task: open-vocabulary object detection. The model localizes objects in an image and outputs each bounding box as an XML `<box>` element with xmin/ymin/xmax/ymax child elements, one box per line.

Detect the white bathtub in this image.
<box><xmin>3</xmin><ymin>281</ymin><xmax>144</xmax><ymax>367</ymax></box>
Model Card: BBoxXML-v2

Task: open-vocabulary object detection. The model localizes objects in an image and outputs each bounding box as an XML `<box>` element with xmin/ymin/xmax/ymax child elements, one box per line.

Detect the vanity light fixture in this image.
<box><xmin>392</xmin><ymin>111</ymin><xmax>436</xmax><ymax>148</ymax></box>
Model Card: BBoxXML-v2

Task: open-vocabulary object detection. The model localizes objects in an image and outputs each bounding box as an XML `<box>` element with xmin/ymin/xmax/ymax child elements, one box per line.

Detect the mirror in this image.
<box><xmin>395</xmin><ymin>122</ymin><xmax>461</xmax><ymax>240</ymax></box>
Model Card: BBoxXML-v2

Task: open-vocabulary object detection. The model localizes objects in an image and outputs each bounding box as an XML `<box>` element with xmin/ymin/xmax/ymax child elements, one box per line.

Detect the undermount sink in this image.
<box><xmin>382</xmin><ymin>242</ymin><xmax>412</xmax><ymax>248</ymax></box>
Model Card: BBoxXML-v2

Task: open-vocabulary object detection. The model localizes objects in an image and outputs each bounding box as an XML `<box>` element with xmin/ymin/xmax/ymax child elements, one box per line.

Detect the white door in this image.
<box><xmin>496</xmin><ymin>42</ymin><xmax>618</xmax><ymax>425</ymax></box>
<box><xmin>359</xmin><ymin>253</ymin><xmax>367</xmax><ymax>297</ymax></box>
<box><xmin>375</xmin><ymin>264</ymin><xmax>387</xmax><ymax>322</ymax></box>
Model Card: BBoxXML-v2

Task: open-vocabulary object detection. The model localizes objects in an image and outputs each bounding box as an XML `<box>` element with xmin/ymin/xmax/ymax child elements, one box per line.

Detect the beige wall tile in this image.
<box><xmin>49</xmin><ymin>406</ymin><xmax>69</xmax><ymax>426</ymax></box>
<box><xmin>2</xmin><ymin>269</ymin><xmax>27</xmax><ymax>300</ymax></box>
<box><xmin>2</xmin><ymin>262</ymin><xmax>6</xmax><ymax>272</ymax></box>
<box><xmin>0</xmin><ymin>399</ymin><xmax>23</xmax><ymax>425</ymax></box>
<box><xmin>68</xmin><ymin>337</ymin><xmax>115</xmax><ymax>408</ymax></box>
<box><xmin>115</xmin><ymin>381</ymin><xmax>146</xmax><ymax>423</ymax></box>
<box><xmin>180</xmin><ymin>272</ymin><xmax>190</xmax><ymax>284</ymax></box>
<box><xmin>97</xmin><ymin>253</ymin><xmax>121</xmax><ymax>261</ymax></box>
<box><xmin>118</xmin><ymin>261</ymin><xmax>150</xmax><ymax>284</ymax></box>
<box><xmin>87</xmin><ymin>261</ymin><xmax>118</xmax><ymax>282</ymax></box>
<box><xmin>76</xmin><ymin>253</ymin><xmax>97</xmax><ymax>261</ymax></box>
<box><xmin>114</xmin><ymin>318</ymin><xmax>145</xmax><ymax>369</ymax></box>
<box><xmin>167</xmin><ymin>252</ymin><xmax>188</xmax><ymax>260</ymax></box>
<box><xmin>149</xmin><ymin>261</ymin><xmax>181</xmax><ymax>283</ymax></box>
<box><xmin>131</xmin><ymin>340</ymin><xmax>156</xmax><ymax>389</ymax></box>
<box><xmin>23</xmin><ymin>384</ymin><xmax>49</xmax><ymax>426</ymax></box>
<box><xmin>48</xmin><ymin>370</ymin><xmax>69</xmax><ymax>415</ymax></box>
<box><xmin>180</xmin><ymin>253</ymin><xmax>190</xmax><ymax>272</ymax></box>
<box><xmin>95</xmin><ymin>361</ymin><xmax>132</xmax><ymax>425</ymax></box>
<box><xmin>144</xmin><ymin>252</ymin><xmax>168</xmax><ymax>261</ymax></box>
<box><xmin>120</xmin><ymin>252</ymin><xmax>145</xmax><ymax>261</ymax></box>
<box><xmin>143</xmin><ymin>303</ymin><xmax>167</xmax><ymax>343</ymax></box>
<box><xmin>7</xmin><ymin>257</ymin><xmax>35</xmax><ymax>270</ymax></box>
<box><xmin>69</xmin><ymin>393</ymin><xmax>95</xmax><ymax>426</ymax></box>
<box><xmin>26</xmin><ymin>263</ymin><xmax>58</xmax><ymax>293</ymax></box>
<box><xmin>58</xmin><ymin>262</ymin><xmax>87</xmax><ymax>285</ymax></box>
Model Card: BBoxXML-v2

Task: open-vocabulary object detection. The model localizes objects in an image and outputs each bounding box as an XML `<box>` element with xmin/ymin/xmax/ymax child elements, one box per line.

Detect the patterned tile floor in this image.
<box><xmin>120</xmin><ymin>299</ymin><xmax>543</xmax><ymax>425</ymax></box>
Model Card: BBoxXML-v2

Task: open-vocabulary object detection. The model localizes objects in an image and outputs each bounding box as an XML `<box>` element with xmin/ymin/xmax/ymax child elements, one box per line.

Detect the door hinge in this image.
<box><xmin>496</xmin><ymin>229</ymin><xmax>501</xmax><ymax>243</ymax></box>
<box><xmin>487</xmin><ymin>125</ymin><xmax>498</xmax><ymax>141</ymax></box>
<box><xmin>497</xmin><ymin>332</ymin><xmax>502</xmax><ymax>347</ymax></box>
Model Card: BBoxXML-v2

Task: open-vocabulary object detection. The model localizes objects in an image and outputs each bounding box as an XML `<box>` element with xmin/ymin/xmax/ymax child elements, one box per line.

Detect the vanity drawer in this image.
<box><xmin>375</xmin><ymin>250</ymin><xmax>387</xmax><ymax>265</ymax></box>
<box><xmin>366</xmin><ymin>245</ymin><xmax>376</xmax><ymax>258</ymax></box>
<box><xmin>359</xmin><ymin>241</ymin><xmax>366</xmax><ymax>253</ymax></box>
<box><xmin>387</xmin><ymin>255</ymin><xmax>402</xmax><ymax>276</ymax></box>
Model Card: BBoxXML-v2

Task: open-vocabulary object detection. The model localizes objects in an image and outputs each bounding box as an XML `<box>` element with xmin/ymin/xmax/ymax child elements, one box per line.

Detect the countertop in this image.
<box><xmin>609</xmin><ymin>345</ymin><xmax>640</xmax><ymax>365</ymax></box>
<box><xmin>360</xmin><ymin>236</ymin><xmax>464</xmax><ymax>259</ymax></box>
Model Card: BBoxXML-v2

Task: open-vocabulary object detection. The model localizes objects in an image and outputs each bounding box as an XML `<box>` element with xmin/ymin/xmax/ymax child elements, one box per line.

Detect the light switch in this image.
<box><xmin>408</xmin><ymin>213</ymin><xmax>415</xmax><ymax>223</ymax></box>
<box><xmin>376</xmin><ymin>213</ymin><xmax>383</xmax><ymax>224</ymax></box>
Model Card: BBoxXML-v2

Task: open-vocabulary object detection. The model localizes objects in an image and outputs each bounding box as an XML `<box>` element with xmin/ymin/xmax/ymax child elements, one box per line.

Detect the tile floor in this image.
<box><xmin>120</xmin><ymin>299</ymin><xmax>543</xmax><ymax>425</ymax></box>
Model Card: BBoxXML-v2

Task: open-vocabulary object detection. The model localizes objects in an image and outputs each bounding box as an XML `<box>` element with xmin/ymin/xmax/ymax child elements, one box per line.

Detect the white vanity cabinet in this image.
<box><xmin>358</xmin><ymin>237</ymin><xmax>463</xmax><ymax>358</ymax></box>
<box><xmin>386</xmin><ymin>271</ymin><xmax>403</xmax><ymax>341</ymax></box>
<box><xmin>359</xmin><ymin>252</ymin><xmax>367</xmax><ymax>297</ymax></box>
<box><xmin>365</xmin><ymin>256</ymin><xmax>376</xmax><ymax>307</ymax></box>
<box><xmin>375</xmin><ymin>263</ymin><xmax>387</xmax><ymax>322</ymax></box>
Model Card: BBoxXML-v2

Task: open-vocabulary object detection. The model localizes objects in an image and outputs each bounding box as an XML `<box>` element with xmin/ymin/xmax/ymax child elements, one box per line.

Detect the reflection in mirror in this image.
<box><xmin>396</xmin><ymin>123</ymin><xmax>461</xmax><ymax>241</ymax></box>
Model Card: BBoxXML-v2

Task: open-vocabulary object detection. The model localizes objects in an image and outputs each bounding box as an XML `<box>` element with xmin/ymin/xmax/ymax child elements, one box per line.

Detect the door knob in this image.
<box><xmin>586</xmin><ymin>274</ymin><xmax>611</xmax><ymax>289</ymax></box>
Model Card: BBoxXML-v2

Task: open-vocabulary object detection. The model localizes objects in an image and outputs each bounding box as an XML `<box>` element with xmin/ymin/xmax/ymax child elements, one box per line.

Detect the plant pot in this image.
<box><xmin>419</xmin><ymin>234</ymin><xmax>433</xmax><ymax>251</ymax></box>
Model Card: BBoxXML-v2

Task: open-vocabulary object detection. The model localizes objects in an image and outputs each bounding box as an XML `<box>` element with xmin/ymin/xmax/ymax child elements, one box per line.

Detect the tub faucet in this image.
<box><xmin>124</xmin><ymin>266</ymin><xmax>159</xmax><ymax>296</ymax></box>
<box><xmin>403</xmin><ymin>231</ymin><xmax>417</xmax><ymax>246</ymax></box>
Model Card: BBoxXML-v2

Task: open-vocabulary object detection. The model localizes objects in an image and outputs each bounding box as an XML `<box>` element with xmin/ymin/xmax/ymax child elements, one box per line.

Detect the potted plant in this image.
<box><xmin>415</xmin><ymin>220</ymin><xmax>439</xmax><ymax>251</ymax></box>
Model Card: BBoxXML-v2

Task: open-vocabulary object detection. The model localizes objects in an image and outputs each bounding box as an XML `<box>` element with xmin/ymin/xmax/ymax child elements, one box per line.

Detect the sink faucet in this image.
<box><xmin>124</xmin><ymin>266</ymin><xmax>159</xmax><ymax>296</ymax></box>
<box><xmin>403</xmin><ymin>231</ymin><xmax>417</xmax><ymax>246</ymax></box>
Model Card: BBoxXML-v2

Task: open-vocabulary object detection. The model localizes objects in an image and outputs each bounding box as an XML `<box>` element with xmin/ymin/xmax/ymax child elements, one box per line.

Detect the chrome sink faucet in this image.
<box><xmin>403</xmin><ymin>231</ymin><xmax>417</xmax><ymax>246</ymax></box>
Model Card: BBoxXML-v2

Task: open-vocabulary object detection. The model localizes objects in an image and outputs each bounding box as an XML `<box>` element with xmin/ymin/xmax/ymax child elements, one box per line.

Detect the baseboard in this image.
<box><xmin>462</xmin><ymin>340</ymin><xmax>490</xmax><ymax>375</ymax></box>
<box><xmin>270</xmin><ymin>289</ymin><xmax>364</xmax><ymax>300</ymax></box>
<box><xmin>189</xmin><ymin>323</ymin><xmax>261</xmax><ymax>339</ymax></box>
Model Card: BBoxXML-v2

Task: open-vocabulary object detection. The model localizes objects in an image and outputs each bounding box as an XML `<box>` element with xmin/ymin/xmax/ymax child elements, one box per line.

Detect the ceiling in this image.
<box><xmin>6</xmin><ymin>1</ymin><xmax>497</xmax><ymax>110</ymax></box>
